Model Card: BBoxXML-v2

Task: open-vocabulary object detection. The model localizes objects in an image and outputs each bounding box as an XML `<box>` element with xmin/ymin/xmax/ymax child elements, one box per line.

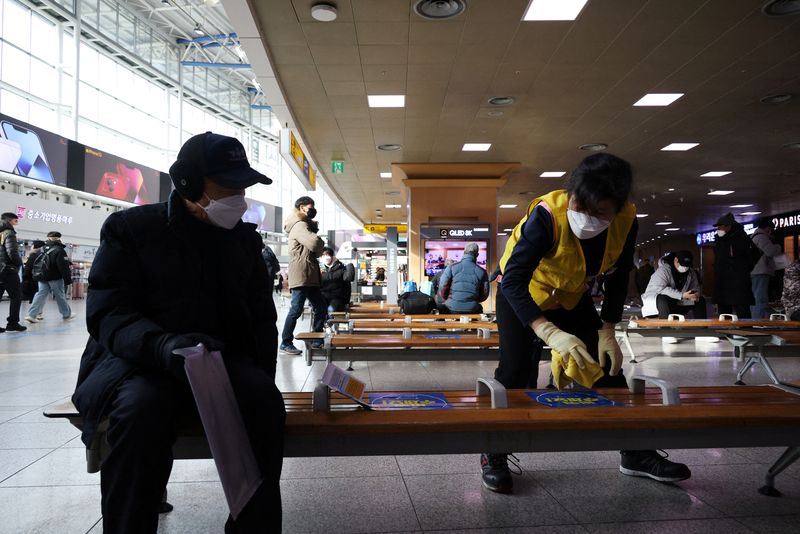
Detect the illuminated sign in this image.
<box><xmin>421</xmin><ymin>225</ymin><xmax>492</xmax><ymax>240</ymax></box>
<box><xmin>364</xmin><ymin>224</ymin><xmax>408</xmax><ymax>234</ymax></box>
<box><xmin>280</xmin><ymin>130</ymin><xmax>317</xmax><ymax>191</ymax></box>
<box><xmin>16</xmin><ymin>206</ymin><xmax>73</xmax><ymax>225</ymax></box>
<box><xmin>773</xmin><ymin>212</ymin><xmax>800</xmax><ymax>231</ymax></box>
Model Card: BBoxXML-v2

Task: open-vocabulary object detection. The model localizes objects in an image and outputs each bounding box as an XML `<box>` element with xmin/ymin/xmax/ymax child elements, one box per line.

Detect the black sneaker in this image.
<box><xmin>619</xmin><ymin>450</ymin><xmax>691</xmax><ymax>482</ymax></box>
<box><xmin>5</xmin><ymin>322</ymin><xmax>27</xmax><ymax>332</ymax></box>
<box><xmin>279</xmin><ymin>344</ymin><xmax>302</xmax><ymax>355</ymax></box>
<box><xmin>480</xmin><ymin>453</ymin><xmax>520</xmax><ymax>493</ymax></box>
<box><xmin>0</xmin><ymin>326</ymin><xmax>5</xmax><ymax>333</ymax></box>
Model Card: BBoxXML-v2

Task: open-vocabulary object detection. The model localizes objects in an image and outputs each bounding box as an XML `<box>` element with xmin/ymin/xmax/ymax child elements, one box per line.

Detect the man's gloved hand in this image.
<box><xmin>597</xmin><ymin>328</ymin><xmax>623</xmax><ymax>376</ymax></box>
<box><xmin>307</xmin><ymin>220</ymin><xmax>319</xmax><ymax>234</ymax></box>
<box><xmin>154</xmin><ymin>333</ymin><xmax>224</xmax><ymax>380</ymax></box>
<box><xmin>533</xmin><ymin>321</ymin><xmax>594</xmax><ymax>369</ymax></box>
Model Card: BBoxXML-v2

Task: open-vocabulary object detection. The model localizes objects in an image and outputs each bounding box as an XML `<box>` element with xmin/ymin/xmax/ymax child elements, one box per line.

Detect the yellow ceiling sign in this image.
<box><xmin>364</xmin><ymin>224</ymin><xmax>408</xmax><ymax>234</ymax></box>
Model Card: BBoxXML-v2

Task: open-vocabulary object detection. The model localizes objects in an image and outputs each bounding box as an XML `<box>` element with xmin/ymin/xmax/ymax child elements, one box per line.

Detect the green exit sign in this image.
<box><xmin>331</xmin><ymin>161</ymin><xmax>345</xmax><ymax>174</ymax></box>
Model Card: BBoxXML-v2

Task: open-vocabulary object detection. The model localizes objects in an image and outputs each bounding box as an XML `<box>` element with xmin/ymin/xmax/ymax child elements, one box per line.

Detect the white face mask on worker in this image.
<box><xmin>716</xmin><ymin>229</ymin><xmax>726</xmax><ymax>237</ymax></box>
<box><xmin>676</xmin><ymin>265</ymin><xmax>689</xmax><ymax>273</ymax></box>
<box><xmin>567</xmin><ymin>209</ymin><xmax>611</xmax><ymax>239</ymax></box>
<box><xmin>199</xmin><ymin>194</ymin><xmax>247</xmax><ymax>230</ymax></box>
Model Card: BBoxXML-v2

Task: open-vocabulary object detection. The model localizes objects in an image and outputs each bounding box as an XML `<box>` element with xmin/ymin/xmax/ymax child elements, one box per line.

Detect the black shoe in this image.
<box><xmin>480</xmin><ymin>453</ymin><xmax>520</xmax><ymax>493</ymax></box>
<box><xmin>5</xmin><ymin>322</ymin><xmax>27</xmax><ymax>332</ymax></box>
<box><xmin>0</xmin><ymin>326</ymin><xmax>5</xmax><ymax>333</ymax></box>
<box><xmin>279</xmin><ymin>343</ymin><xmax>302</xmax><ymax>355</ymax></box>
<box><xmin>619</xmin><ymin>450</ymin><xmax>691</xmax><ymax>482</ymax></box>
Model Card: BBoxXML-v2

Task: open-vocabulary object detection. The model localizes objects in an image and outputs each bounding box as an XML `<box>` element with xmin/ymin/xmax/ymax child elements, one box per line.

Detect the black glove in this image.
<box><xmin>153</xmin><ymin>332</ymin><xmax>224</xmax><ymax>381</ymax></box>
<box><xmin>307</xmin><ymin>220</ymin><xmax>319</xmax><ymax>234</ymax></box>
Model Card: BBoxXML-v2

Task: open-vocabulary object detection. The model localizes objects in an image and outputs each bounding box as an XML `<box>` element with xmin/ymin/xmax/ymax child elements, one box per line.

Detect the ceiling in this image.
<box><xmin>240</xmin><ymin>0</ymin><xmax>800</xmax><ymax>241</ymax></box>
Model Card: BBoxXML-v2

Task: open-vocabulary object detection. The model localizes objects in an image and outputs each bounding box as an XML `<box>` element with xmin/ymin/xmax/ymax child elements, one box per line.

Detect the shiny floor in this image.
<box><xmin>1</xmin><ymin>296</ymin><xmax>799</xmax><ymax>533</ymax></box>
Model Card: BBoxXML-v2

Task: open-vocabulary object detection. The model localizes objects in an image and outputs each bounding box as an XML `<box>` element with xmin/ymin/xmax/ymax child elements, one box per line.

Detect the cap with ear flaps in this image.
<box><xmin>714</xmin><ymin>212</ymin><xmax>737</xmax><ymax>227</ymax></box>
<box><xmin>169</xmin><ymin>132</ymin><xmax>272</xmax><ymax>201</ymax></box>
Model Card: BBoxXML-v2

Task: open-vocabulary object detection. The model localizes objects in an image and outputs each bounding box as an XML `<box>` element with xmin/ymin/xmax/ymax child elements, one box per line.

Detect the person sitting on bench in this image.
<box><xmin>71</xmin><ymin>132</ymin><xmax>285</xmax><ymax>534</ymax></box>
<box><xmin>483</xmin><ymin>153</ymin><xmax>691</xmax><ymax>494</ymax></box>
<box><xmin>641</xmin><ymin>250</ymin><xmax>707</xmax><ymax>319</ymax></box>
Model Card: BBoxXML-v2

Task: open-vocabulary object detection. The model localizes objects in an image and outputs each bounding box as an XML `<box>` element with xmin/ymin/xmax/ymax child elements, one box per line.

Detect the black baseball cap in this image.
<box><xmin>674</xmin><ymin>250</ymin><xmax>693</xmax><ymax>268</ymax></box>
<box><xmin>175</xmin><ymin>132</ymin><xmax>272</xmax><ymax>189</ymax></box>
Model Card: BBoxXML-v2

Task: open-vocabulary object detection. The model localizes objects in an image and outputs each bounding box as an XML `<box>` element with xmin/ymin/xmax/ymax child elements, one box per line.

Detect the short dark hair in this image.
<box><xmin>1</xmin><ymin>212</ymin><xmax>18</xmax><ymax>221</ymax></box>
<box><xmin>757</xmin><ymin>218</ymin><xmax>775</xmax><ymax>230</ymax></box>
<box><xmin>322</xmin><ymin>246</ymin><xmax>335</xmax><ymax>256</ymax></box>
<box><xmin>47</xmin><ymin>231</ymin><xmax>62</xmax><ymax>238</ymax></box>
<box><xmin>567</xmin><ymin>153</ymin><xmax>633</xmax><ymax>213</ymax></box>
<box><xmin>295</xmin><ymin>196</ymin><xmax>314</xmax><ymax>209</ymax></box>
<box><xmin>32</xmin><ymin>240</ymin><xmax>45</xmax><ymax>248</ymax></box>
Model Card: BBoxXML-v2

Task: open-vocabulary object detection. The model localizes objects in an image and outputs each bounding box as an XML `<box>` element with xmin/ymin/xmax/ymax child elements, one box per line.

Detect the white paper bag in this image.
<box><xmin>178</xmin><ymin>345</ymin><xmax>263</xmax><ymax>520</ymax></box>
<box><xmin>773</xmin><ymin>253</ymin><xmax>790</xmax><ymax>270</ymax></box>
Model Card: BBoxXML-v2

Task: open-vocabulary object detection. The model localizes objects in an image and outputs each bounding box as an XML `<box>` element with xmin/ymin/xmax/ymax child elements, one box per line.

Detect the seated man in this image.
<box><xmin>320</xmin><ymin>246</ymin><xmax>355</xmax><ymax>312</ymax></box>
<box><xmin>437</xmin><ymin>243</ymin><xmax>490</xmax><ymax>314</ymax></box>
<box><xmin>72</xmin><ymin>133</ymin><xmax>285</xmax><ymax>533</ymax></box>
<box><xmin>641</xmin><ymin>250</ymin><xmax>706</xmax><ymax>319</ymax></box>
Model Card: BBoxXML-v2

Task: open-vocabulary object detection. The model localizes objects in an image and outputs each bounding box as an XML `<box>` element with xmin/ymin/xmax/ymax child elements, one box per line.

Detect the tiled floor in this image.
<box><xmin>1</xmin><ymin>296</ymin><xmax>799</xmax><ymax>533</ymax></box>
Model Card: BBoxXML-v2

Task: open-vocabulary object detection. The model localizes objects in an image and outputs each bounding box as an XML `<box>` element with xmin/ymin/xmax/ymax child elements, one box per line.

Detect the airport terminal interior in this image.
<box><xmin>1</xmin><ymin>0</ymin><xmax>800</xmax><ymax>532</ymax></box>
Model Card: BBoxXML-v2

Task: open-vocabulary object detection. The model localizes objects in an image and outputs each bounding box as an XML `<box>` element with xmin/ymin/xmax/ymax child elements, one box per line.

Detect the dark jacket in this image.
<box><xmin>0</xmin><ymin>220</ymin><xmax>22</xmax><ymax>272</ymax></box>
<box><xmin>22</xmin><ymin>248</ymin><xmax>43</xmax><ymax>298</ymax></box>
<box><xmin>320</xmin><ymin>259</ymin><xmax>355</xmax><ymax>306</ymax></box>
<box><xmin>438</xmin><ymin>255</ymin><xmax>490</xmax><ymax>313</ymax></box>
<box><xmin>72</xmin><ymin>191</ymin><xmax>277</xmax><ymax>446</ymax></box>
<box><xmin>40</xmin><ymin>240</ymin><xmax>72</xmax><ymax>284</ymax></box>
<box><xmin>713</xmin><ymin>222</ymin><xmax>759</xmax><ymax>305</ymax></box>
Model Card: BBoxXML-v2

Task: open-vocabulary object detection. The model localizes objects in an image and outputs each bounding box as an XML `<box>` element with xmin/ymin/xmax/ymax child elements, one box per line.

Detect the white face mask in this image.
<box><xmin>567</xmin><ymin>209</ymin><xmax>611</xmax><ymax>240</ymax></box>
<box><xmin>199</xmin><ymin>194</ymin><xmax>247</xmax><ymax>230</ymax></box>
<box><xmin>676</xmin><ymin>265</ymin><xmax>689</xmax><ymax>274</ymax></box>
<box><xmin>323</xmin><ymin>255</ymin><xmax>333</xmax><ymax>265</ymax></box>
<box><xmin>716</xmin><ymin>229</ymin><xmax>726</xmax><ymax>237</ymax></box>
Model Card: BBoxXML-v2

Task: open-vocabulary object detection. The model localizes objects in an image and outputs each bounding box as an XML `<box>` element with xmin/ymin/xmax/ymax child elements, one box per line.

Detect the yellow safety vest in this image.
<box><xmin>499</xmin><ymin>190</ymin><xmax>635</xmax><ymax>311</ymax></box>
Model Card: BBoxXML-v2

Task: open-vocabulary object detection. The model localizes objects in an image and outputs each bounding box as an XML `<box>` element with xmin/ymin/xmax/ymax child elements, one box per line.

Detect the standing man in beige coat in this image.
<box><xmin>280</xmin><ymin>196</ymin><xmax>326</xmax><ymax>355</ymax></box>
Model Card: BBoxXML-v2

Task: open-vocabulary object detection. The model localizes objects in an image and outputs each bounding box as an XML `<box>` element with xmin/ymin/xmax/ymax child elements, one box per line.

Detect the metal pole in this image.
<box><xmin>386</xmin><ymin>227</ymin><xmax>399</xmax><ymax>305</ymax></box>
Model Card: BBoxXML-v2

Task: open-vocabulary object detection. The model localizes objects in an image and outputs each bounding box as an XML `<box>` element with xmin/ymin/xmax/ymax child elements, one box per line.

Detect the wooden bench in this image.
<box><xmin>43</xmin><ymin>376</ymin><xmax>800</xmax><ymax>497</ymax></box>
<box><xmin>340</xmin><ymin>320</ymin><xmax>497</xmax><ymax>336</ymax></box>
<box><xmin>330</xmin><ymin>311</ymin><xmax>495</xmax><ymax>321</ymax></box>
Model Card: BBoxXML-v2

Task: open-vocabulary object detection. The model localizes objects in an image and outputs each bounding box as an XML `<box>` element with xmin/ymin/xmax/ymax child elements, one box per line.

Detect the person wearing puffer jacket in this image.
<box><xmin>750</xmin><ymin>219</ymin><xmax>782</xmax><ymax>319</ymax></box>
<box><xmin>641</xmin><ymin>251</ymin><xmax>706</xmax><ymax>319</ymax></box>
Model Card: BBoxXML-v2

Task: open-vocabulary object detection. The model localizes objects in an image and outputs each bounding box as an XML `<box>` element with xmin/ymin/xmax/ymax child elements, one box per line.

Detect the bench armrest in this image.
<box><xmin>476</xmin><ymin>377</ymin><xmax>508</xmax><ymax>408</ymax></box>
<box><xmin>629</xmin><ymin>375</ymin><xmax>681</xmax><ymax>405</ymax></box>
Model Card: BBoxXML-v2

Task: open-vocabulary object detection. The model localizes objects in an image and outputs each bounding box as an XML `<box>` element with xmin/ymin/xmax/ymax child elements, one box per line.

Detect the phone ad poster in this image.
<box><xmin>84</xmin><ymin>147</ymin><xmax>160</xmax><ymax>205</ymax></box>
<box><xmin>242</xmin><ymin>198</ymin><xmax>277</xmax><ymax>233</ymax></box>
<box><xmin>0</xmin><ymin>113</ymin><xmax>69</xmax><ymax>186</ymax></box>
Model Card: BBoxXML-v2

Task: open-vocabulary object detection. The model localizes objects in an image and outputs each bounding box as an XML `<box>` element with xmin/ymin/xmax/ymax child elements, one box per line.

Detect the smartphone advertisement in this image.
<box><xmin>242</xmin><ymin>198</ymin><xmax>278</xmax><ymax>233</ymax></box>
<box><xmin>84</xmin><ymin>147</ymin><xmax>159</xmax><ymax>205</ymax></box>
<box><xmin>0</xmin><ymin>113</ymin><xmax>69</xmax><ymax>186</ymax></box>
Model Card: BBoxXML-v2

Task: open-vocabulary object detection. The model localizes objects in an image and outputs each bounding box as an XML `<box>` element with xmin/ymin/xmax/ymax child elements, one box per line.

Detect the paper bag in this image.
<box><xmin>178</xmin><ymin>345</ymin><xmax>262</xmax><ymax>520</ymax></box>
<box><xmin>773</xmin><ymin>253</ymin><xmax>790</xmax><ymax>270</ymax></box>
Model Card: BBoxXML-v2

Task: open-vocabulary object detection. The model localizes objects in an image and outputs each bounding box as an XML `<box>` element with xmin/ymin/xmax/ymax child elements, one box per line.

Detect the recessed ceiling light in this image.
<box><xmin>414</xmin><ymin>0</ymin><xmax>466</xmax><ymax>20</ymax></box>
<box><xmin>665</xmin><ymin>228</ymin><xmax>680</xmax><ymax>231</ymax></box>
<box><xmin>636</xmin><ymin>214</ymin><xmax>648</xmax><ymax>218</ymax></box>
<box><xmin>368</xmin><ymin>95</ymin><xmax>405</xmax><ymax>108</ymax></box>
<box><xmin>523</xmin><ymin>0</ymin><xmax>588</xmax><ymax>21</ymax></box>
<box><xmin>540</xmin><ymin>171</ymin><xmax>566</xmax><ymax>178</ymax></box>
<box><xmin>661</xmin><ymin>143</ymin><xmax>699</xmax><ymax>151</ymax></box>
<box><xmin>579</xmin><ymin>143</ymin><xmax>607</xmax><ymax>151</ymax></box>
<box><xmin>499</xmin><ymin>204</ymin><xmax>518</xmax><ymax>208</ymax></box>
<box><xmin>760</xmin><ymin>93</ymin><xmax>793</xmax><ymax>104</ymax></box>
<box><xmin>462</xmin><ymin>143</ymin><xmax>491</xmax><ymax>151</ymax></box>
<box><xmin>310</xmin><ymin>2</ymin><xmax>338</xmax><ymax>22</ymax></box>
<box><xmin>488</xmin><ymin>96</ymin><xmax>515</xmax><ymax>106</ymax></box>
<box><xmin>380</xmin><ymin>172</ymin><xmax>392</xmax><ymax>178</ymax></box>
<box><xmin>385</xmin><ymin>204</ymin><xmax>401</xmax><ymax>209</ymax></box>
<box><xmin>633</xmin><ymin>93</ymin><xmax>684</xmax><ymax>106</ymax></box>
<box><xmin>739</xmin><ymin>211</ymin><xmax>762</xmax><ymax>216</ymax></box>
<box><xmin>667</xmin><ymin>188</ymin><xmax>675</xmax><ymax>191</ymax></box>
<box><xmin>730</xmin><ymin>204</ymin><xmax>753</xmax><ymax>208</ymax></box>
<box><xmin>655</xmin><ymin>222</ymin><xmax>672</xmax><ymax>225</ymax></box>
<box><xmin>701</xmin><ymin>171</ymin><xmax>732</xmax><ymax>177</ymax></box>
<box><xmin>377</xmin><ymin>144</ymin><xmax>401</xmax><ymax>151</ymax></box>
<box><xmin>708</xmin><ymin>190</ymin><xmax>735</xmax><ymax>196</ymax></box>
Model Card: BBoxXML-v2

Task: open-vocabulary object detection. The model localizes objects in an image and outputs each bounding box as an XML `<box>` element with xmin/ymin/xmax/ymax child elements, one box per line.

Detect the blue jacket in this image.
<box><xmin>438</xmin><ymin>255</ymin><xmax>490</xmax><ymax>313</ymax></box>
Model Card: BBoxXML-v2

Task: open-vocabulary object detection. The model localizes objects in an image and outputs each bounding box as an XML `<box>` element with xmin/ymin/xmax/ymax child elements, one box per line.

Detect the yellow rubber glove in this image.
<box><xmin>533</xmin><ymin>321</ymin><xmax>594</xmax><ymax>369</ymax></box>
<box><xmin>597</xmin><ymin>328</ymin><xmax>623</xmax><ymax>376</ymax></box>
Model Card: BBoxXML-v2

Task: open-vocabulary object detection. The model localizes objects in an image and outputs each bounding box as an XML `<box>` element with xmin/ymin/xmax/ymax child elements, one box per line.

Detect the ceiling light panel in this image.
<box><xmin>380</xmin><ymin>172</ymin><xmax>392</xmax><ymax>178</ymax></box>
<box><xmin>368</xmin><ymin>95</ymin><xmax>405</xmax><ymax>108</ymax></box>
<box><xmin>523</xmin><ymin>0</ymin><xmax>588</xmax><ymax>21</ymax></box>
<box><xmin>540</xmin><ymin>171</ymin><xmax>566</xmax><ymax>177</ymax></box>
<box><xmin>385</xmin><ymin>204</ymin><xmax>401</xmax><ymax>209</ymax></box>
<box><xmin>499</xmin><ymin>204</ymin><xmax>518</xmax><ymax>208</ymax></box>
<box><xmin>708</xmin><ymin>190</ymin><xmax>734</xmax><ymax>196</ymax></box>
<box><xmin>633</xmin><ymin>93</ymin><xmax>684</xmax><ymax>106</ymax></box>
<box><xmin>730</xmin><ymin>204</ymin><xmax>753</xmax><ymax>208</ymax></box>
<box><xmin>701</xmin><ymin>171</ymin><xmax>731</xmax><ymax>177</ymax></box>
<box><xmin>661</xmin><ymin>143</ymin><xmax>699</xmax><ymax>151</ymax></box>
<box><xmin>636</xmin><ymin>214</ymin><xmax>648</xmax><ymax>218</ymax></box>
<box><xmin>655</xmin><ymin>222</ymin><xmax>672</xmax><ymax>225</ymax></box>
<box><xmin>462</xmin><ymin>143</ymin><xmax>492</xmax><ymax>151</ymax></box>
<box><xmin>739</xmin><ymin>211</ymin><xmax>762</xmax><ymax>216</ymax></box>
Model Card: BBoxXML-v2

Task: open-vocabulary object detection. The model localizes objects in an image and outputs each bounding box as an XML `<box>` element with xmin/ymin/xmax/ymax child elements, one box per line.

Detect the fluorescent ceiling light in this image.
<box><xmin>380</xmin><ymin>172</ymin><xmax>392</xmax><ymax>178</ymax></box>
<box><xmin>523</xmin><ymin>0</ymin><xmax>588</xmax><ymax>21</ymax></box>
<box><xmin>708</xmin><ymin>190</ymin><xmax>734</xmax><ymax>196</ymax></box>
<box><xmin>540</xmin><ymin>171</ymin><xmax>566</xmax><ymax>177</ymax></box>
<box><xmin>368</xmin><ymin>95</ymin><xmax>405</xmax><ymax>108</ymax></box>
<box><xmin>384</xmin><ymin>204</ymin><xmax>401</xmax><ymax>208</ymax></box>
<box><xmin>633</xmin><ymin>93</ymin><xmax>684</xmax><ymax>106</ymax></box>
<box><xmin>497</xmin><ymin>233</ymin><xmax>507</xmax><ymax>236</ymax></box>
<box><xmin>636</xmin><ymin>214</ymin><xmax>648</xmax><ymax>218</ymax></box>
<box><xmin>661</xmin><ymin>143</ymin><xmax>699</xmax><ymax>151</ymax></box>
<box><xmin>665</xmin><ymin>228</ymin><xmax>680</xmax><ymax>231</ymax></box>
<box><xmin>503</xmin><ymin>228</ymin><xmax>513</xmax><ymax>232</ymax></box>
<box><xmin>462</xmin><ymin>143</ymin><xmax>492</xmax><ymax>151</ymax></box>
<box><xmin>668</xmin><ymin>188</ymin><xmax>675</xmax><ymax>191</ymax></box>
<box><xmin>701</xmin><ymin>171</ymin><xmax>731</xmax><ymax>177</ymax></box>
<box><xmin>499</xmin><ymin>204</ymin><xmax>517</xmax><ymax>209</ymax></box>
<box><xmin>655</xmin><ymin>222</ymin><xmax>672</xmax><ymax>226</ymax></box>
<box><xmin>739</xmin><ymin>211</ymin><xmax>762</xmax><ymax>216</ymax></box>
<box><xmin>730</xmin><ymin>204</ymin><xmax>752</xmax><ymax>208</ymax></box>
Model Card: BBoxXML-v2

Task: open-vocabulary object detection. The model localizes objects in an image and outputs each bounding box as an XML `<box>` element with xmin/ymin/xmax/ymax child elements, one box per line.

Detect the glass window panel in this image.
<box><xmin>79</xmin><ymin>43</ymin><xmax>98</xmax><ymax>86</ymax></box>
<box><xmin>96</xmin><ymin>54</ymin><xmax>117</xmax><ymax>94</ymax></box>
<box><xmin>2</xmin><ymin>0</ymin><xmax>30</xmax><ymax>50</ymax></box>
<box><xmin>30</xmin><ymin>15</ymin><xmax>58</xmax><ymax>64</ymax></box>
<box><xmin>1</xmin><ymin>45</ymin><xmax>31</xmax><ymax>92</ymax></box>
<box><xmin>0</xmin><ymin>89</ymin><xmax>29</xmax><ymax>120</ymax></box>
<box><xmin>29</xmin><ymin>58</ymin><xmax>57</xmax><ymax>103</ymax></box>
<box><xmin>78</xmin><ymin>82</ymin><xmax>98</xmax><ymax>121</ymax></box>
<box><xmin>29</xmin><ymin>101</ymin><xmax>57</xmax><ymax>132</ymax></box>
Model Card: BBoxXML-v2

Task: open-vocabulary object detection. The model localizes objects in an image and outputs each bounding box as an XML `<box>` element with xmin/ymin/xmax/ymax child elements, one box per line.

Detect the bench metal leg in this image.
<box><xmin>346</xmin><ymin>361</ymin><xmax>354</xmax><ymax>371</ymax></box>
<box><xmin>735</xmin><ymin>357</ymin><xmax>757</xmax><ymax>385</ymax></box>
<box><xmin>736</xmin><ymin>352</ymin><xmax>782</xmax><ymax>386</ymax></box>
<box><xmin>756</xmin><ymin>353</ymin><xmax>783</xmax><ymax>385</ymax></box>
<box><xmin>618</xmin><ymin>331</ymin><xmax>637</xmax><ymax>363</ymax></box>
<box><xmin>758</xmin><ymin>446</ymin><xmax>800</xmax><ymax>497</ymax></box>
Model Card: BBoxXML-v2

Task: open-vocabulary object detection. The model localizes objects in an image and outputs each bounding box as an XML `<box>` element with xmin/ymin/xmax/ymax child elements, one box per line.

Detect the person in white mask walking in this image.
<box><xmin>480</xmin><ymin>153</ymin><xmax>690</xmax><ymax>494</ymax></box>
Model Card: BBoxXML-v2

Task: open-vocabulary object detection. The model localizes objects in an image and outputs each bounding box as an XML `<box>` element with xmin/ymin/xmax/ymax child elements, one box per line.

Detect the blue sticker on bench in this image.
<box><xmin>423</xmin><ymin>334</ymin><xmax>462</xmax><ymax>339</ymax></box>
<box><xmin>368</xmin><ymin>392</ymin><xmax>452</xmax><ymax>410</ymax></box>
<box><xmin>528</xmin><ymin>390</ymin><xmax>622</xmax><ymax>408</ymax></box>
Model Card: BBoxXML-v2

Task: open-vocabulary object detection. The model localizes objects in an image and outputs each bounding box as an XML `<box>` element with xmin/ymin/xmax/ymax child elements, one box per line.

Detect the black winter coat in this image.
<box><xmin>321</xmin><ymin>260</ymin><xmax>355</xmax><ymax>304</ymax></box>
<box><xmin>22</xmin><ymin>249</ymin><xmax>42</xmax><ymax>299</ymax></box>
<box><xmin>713</xmin><ymin>223</ymin><xmax>759</xmax><ymax>305</ymax></box>
<box><xmin>72</xmin><ymin>191</ymin><xmax>277</xmax><ymax>446</ymax></box>
<box><xmin>0</xmin><ymin>221</ymin><xmax>22</xmax><ymax>272</ymax></box>
<box><xmin>40</xmin><ymin>241</ymin><xmax>72</xmax><ymax>284</ymax></box>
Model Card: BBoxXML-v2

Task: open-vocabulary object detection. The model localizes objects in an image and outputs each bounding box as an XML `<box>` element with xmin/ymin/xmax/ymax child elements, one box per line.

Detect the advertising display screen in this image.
<box><xmin>424</xmin><ymin>240</ymin><xmax>488</xmax><ymax>277</ymax></box>
<box><xmin>84</xmin><ymin>147</ymin><xmax>160</xmax><ymax>205</ymax></box>
<box><xmin>0</xmin><ymin>113</ymin><xmax>69</xmax><ymax>186</ymax></box>
<box><xmin>242</xmin><ymin>198</ymin><xmax>278</xmax><ymax>233</ymax></box>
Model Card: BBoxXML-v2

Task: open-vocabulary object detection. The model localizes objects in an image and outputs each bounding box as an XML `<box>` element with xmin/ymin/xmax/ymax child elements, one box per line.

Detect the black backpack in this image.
<box><xmin>31</xmin><ymin>249</ymin><xmax>55</xmax><ymax>282</ymax></box>
<box><xmin>398</xmin><ymin>290</ymin><xmax>436</xmax><ymax>315</ymax></box>
<box><xmin>262</xmin><ymin>246</ymin><xmax>280</xmax><ymax>281</ymax></box>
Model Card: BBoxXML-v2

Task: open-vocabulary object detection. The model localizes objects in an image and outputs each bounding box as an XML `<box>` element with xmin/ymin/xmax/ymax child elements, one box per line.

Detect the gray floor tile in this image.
<box><xmin>281</xmin><ymin>455</ymin><xmax>400</xmax><ymax>479</ymax></box>
<box><xmin>735</xmin><ymin>514</ymin><xmax>800</xmax><ymax>533</ymax></box>
<box><xmin>395</xmin><ymin>453</ymin><xmax>479</xmax><ymax>476</ymax></box>
<box><xmin>281</xmin><ymin>475</ymin><xmax>420</xmax><ymax>533</ymax></box>
<box><xmin>433</xmin><ymin>528</ymin><xmax>584</xmax><ymax>534</ymax></box>
<box><xmin>0</xmin><ymin>448</ymin><xmax>52</xmax><ymax>482</ymax></box>
<box><xmin>679</xmin><ymin>464</ymin><xmax>800</xmax><ymax>516</ymax></box>
<box><xmin>404</xmin><ymin>472</ymin><xmax>575</xmax><ymax>530</ymax></box>
<box><xmin>157</xmin><ymin>481</ymin><xmax>229</xmax><ymax>533</ymax></box>
<box><xmin>582</xmin><ymin>518</ymin><xmax>754</xmax><ymax>533</ymax></box>
<box><xmin>514</xmin><ymin>451</ymin><xmax>621</xmax><ymax>472</ymax></box>
<box><xmin>168</xmin><ymin>459</ymin><xmax>220</xmax><ymax>483</ymax></box>
<box><xmin>0</xmin><ymin>408</ymin><xmax>31</xmax><ymax>423</ymax></box>
<box><xmin>533</xmin><ymin>469</ymin><xmax>720</xmax><ymax>523</ymax></box>
<box><xmin>0</xmin><ymin>447</ymin><xmax>99</xmax><ymax>487</ymax></box>
<box><xmin>0</xmin><ymin>485</ymin><xmax>101</xmax><ymax>534</ymax></box>
<box><xmin>0</xmin><ymin>422</ymin><xmax>80</xmax><ymax>449</ymax></box>
<box><xmin>664</xmin><ymin>448</ymin><xmax>755</xmax><ymax>466</ymax></box>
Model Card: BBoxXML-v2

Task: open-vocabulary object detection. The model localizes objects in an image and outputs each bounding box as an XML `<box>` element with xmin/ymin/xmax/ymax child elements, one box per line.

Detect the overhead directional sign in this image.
<box><xmin>280</xmin><ymin>130</ymin><xmax>316</xmax><ymax>191</ymax></box>
<box><xmin>364</xmin><ymin>224</ymin><xmax>408</xmax><ymax>234</ymax></box>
